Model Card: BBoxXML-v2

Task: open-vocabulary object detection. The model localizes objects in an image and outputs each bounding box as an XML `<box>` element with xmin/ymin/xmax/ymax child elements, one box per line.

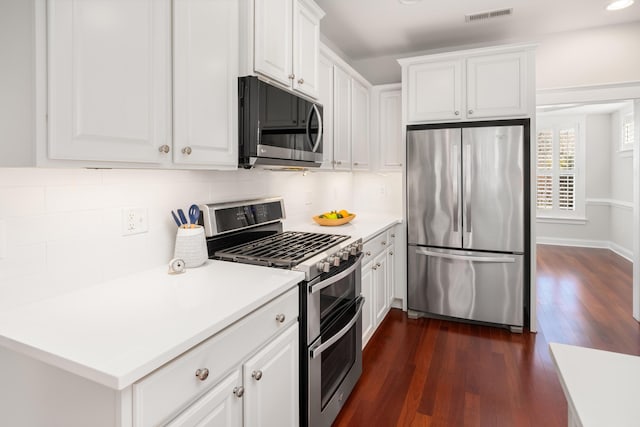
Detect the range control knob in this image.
<box><xmin>349</xmin><ymin>245</ymin><xmax>358</xmax><ymax>256</ymax></box>
<box><xmin>321</xmin><ymin>261</ymin><xmax>331</xmax><ymax>273</ymax></box>
<box><xmin>327</xmin><ymin>256</ymin><xmax>340</xmax><ymax>267</ymax></box>
<box><xmin>340</xmin><ymin>251</ymin><xmax>349</xmax><ymax>260</ymax></box>
<box><xmin>357</xmin><ymin>242</ymin><xmax>363</xmax><ymax>252</ymax></box>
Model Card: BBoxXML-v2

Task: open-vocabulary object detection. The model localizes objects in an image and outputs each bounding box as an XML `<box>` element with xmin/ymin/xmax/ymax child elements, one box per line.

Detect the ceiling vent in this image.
<box><xmin>465</xmin><ymin>8</ymin><xmax>513</xmax><ymax>23</ymax></box>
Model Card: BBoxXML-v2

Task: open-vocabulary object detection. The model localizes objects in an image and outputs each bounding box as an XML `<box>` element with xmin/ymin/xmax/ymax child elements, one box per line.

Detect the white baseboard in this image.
<box><xmin>536</xmin><ymin>237</ymin><xmax>633</xmax><ymax>262</ymax></box>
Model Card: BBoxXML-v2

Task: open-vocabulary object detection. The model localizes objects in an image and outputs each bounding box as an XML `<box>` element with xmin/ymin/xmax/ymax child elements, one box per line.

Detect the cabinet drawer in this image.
<box><xmin>363</xmin><ymin>231</ymin><xmax>389</xmax><ymax>263</ymax></box>
<box><xmin>133</xmin><ymin>287</ymin><xmax>299</xmax><ymax>427</ymax></box>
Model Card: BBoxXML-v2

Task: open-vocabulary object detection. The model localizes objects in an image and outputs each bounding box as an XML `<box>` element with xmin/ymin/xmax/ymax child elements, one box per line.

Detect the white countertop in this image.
<box><xmin>549</xmin><ymin>342</ymin><xmax>640</xmax><ymax>427</ymax></box>
<box><xmin>0</xmin><ymin>261</ymin><xmax>303</xmax><ymax>390</ymax></box>
<box><xmin>284</xmin><ymin>213</ymin><xmax>402</xmax><ymax>242</ymax></box>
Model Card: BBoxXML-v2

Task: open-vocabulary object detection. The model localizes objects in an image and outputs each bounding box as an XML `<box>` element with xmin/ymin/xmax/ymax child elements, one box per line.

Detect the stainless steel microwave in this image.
<box><xmin>238</xmin><ymin>76</ymin><xmax>323</xmax><ymax>168</ymax></box>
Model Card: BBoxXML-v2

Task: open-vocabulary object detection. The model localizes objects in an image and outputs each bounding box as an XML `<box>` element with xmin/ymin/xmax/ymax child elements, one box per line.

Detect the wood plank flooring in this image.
<box><xmin>333</xmin><ymin>245</ymin><xmax>640</xmax><ymax>427</ymax></box>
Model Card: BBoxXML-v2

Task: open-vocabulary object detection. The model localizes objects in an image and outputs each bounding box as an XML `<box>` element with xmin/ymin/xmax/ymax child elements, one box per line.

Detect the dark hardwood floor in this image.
<box><xmin>333</xmin><ymin>245</ymin><xmax>640</xmax><ymax>427</ymax></box>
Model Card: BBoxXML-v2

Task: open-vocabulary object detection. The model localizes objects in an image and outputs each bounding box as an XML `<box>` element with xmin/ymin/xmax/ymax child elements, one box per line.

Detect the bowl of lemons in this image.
<box><xmin>312</xmin><ymin>209</ymin><xmax>356</xmax><ymax>226</ymax></box>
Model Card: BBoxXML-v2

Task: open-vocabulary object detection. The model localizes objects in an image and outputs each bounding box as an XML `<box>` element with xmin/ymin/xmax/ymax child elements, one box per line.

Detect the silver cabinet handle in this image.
<box><xmin>181</xmin><ymin>146</ymin><xmax>192</xmax><ymax>155</ymax></box>
<box><xmin>381</xmin><ymin>241</ymin><xmax>387</xmax><ymax>246</ymax></box>
<box><xmin>468</xmin><ymin>109</ymin><xmax>473</xmax><ymax>114</ymax></box>
<box><xmin>158</xmin><ymin>144</ymin><xmax>170</xmax><ymax>154</ymax></box>
<box><xmin>252</xmin><ymin>370</ymin><xmax>263</xmax><ymax>381</ymax></box>
<box><xmin>288</xmin><ymin>74</ymin><xmax>295</xmax><ymax>80</ymax></box>
<box><xmin>455</xmin><ymin>110</ymin><xmax>460</xmax><ymax>116</ymax></box>
<box><xmin>195</xmin><ymin>368</ymin><xmax>209</xmax><ymax>381</ymax></box>
<box><xmin>233</xmin><ymin>386</ymin><xmax>244</xmax><ymax>398</ymax></box>
<box><xmin>298</xmin><ymin>78</ymin><xmax>304</xmax><ymax>84</ymax></box>
<box><xmin>275</xmin><ymin>313</ymin><xmax>286</xmax><ymax>323</ymax></box>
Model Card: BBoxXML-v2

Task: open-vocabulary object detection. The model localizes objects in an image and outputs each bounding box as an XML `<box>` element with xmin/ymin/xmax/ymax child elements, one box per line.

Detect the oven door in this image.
<box><xmin>307</xmin><ymin>296</ymin><xmax>364</xmax><ymax>427</ymax></box>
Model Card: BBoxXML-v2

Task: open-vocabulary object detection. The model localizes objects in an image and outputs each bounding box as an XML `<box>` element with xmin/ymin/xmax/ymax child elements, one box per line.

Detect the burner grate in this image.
<box><xmin>214</xmin><ymin>231</ymin><xmax>349</xmax><ymax>268</ymax></box>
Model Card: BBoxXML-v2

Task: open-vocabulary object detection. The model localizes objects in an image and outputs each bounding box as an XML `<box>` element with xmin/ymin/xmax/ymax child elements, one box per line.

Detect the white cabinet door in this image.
<box><xmin>243</xmin><ymin>323</ymin><xmax>298</xmax><ymax>427</ymax></box>
<box><xmin>386</xmin><ymin>244</ymin><xmax>395</xmax><ymax>311</ymax></box>
<box><xmin>361</xmin><ymin>262</ymin><xmax>374</xmax><ymax>348</ymax></box>
<box><xmin>318</xmin><ymin>54</ymin><xmax>334</xmax><ymax>169</ymax></box>
<box><xmin>173</xmin><ymin>0</ymin><xmax>238</xmax><ymax>169</ymax></box>
<box><xmin>333</xmin><ymin>65</ymin><xmax>351</xmax><ymax>170</ymax></box>
<box><xmin>254</xmin><ymin>0</ymin><xmax>292</xmax><ymax>88</ymax></box>
<box><xmin>48</xmin><ymin>0</ymin><xmax>171</xmax><ymax>164</ymax></box>
<box><xmin>351</xmin><ymin>78</ymin><xmax>370</xmax><ymax>171</ymax></box>
<box><xmin>166</xmin><ymin>370</ymin><xmax>242</xmax><ymax>427</ymax></box>
<box><xmin>406</xmin><ymin>60</ymin><xmax>462</xmax><ymax>123</ymax></box>
<box><xmin>466</xmin><ymin>51</ymin><xmax>528</xmax><ymax>119</ymax></box>
<box><xmin>378</xmin><ymin>88</ymin><xmax>402</xmax><ymax>171</ymax></box>
<box><xmin>372</xmin><ymin>251</ymin><xmax>387</xmax><ymax>327</ymax></box>
<box><xmin>292</xmin><ymin>0</ymin><xmax>321</xmax><ymax>99</ymax></box>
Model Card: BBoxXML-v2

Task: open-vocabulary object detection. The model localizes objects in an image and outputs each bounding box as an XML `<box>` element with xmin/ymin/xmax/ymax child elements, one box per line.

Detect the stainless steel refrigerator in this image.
<box><xmin>406</xmin><ymin>120</ymin><xmax>529</xmax><ymax>331</ymax></box>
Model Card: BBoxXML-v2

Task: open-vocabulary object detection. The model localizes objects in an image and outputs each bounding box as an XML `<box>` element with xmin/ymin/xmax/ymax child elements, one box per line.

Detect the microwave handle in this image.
<box><xmin>306</xmin><ymin>104</ymin><xmax>323</xmax><ymax>153</ymax></box>
<box><xmin>309</xmin><ymin>297</ymin><xmax>364</xmax><ymax>359</ymax></box>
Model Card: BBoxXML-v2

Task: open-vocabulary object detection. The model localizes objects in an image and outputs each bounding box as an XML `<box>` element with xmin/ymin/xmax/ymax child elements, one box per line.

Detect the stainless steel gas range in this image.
<box><xmin>199</xmin><ymin>198</ymin><xmax>363</xmax><ymax>427</ymax></box>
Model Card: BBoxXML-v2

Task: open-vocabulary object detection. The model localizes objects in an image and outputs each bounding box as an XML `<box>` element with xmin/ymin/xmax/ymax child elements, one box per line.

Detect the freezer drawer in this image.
<box><xmin>407</xmin><ymin>246</ymin><xmax>523</xmax><ymax>327</ymax></box>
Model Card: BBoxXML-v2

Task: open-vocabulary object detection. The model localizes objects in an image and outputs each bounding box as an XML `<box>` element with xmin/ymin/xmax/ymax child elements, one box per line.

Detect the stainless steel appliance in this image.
<box><xmin>199</xmin><ymin>198</ymin><xmax>363</xmax><ymax>427</ymax></box>
<box><xmin>406</xmin><ymin>120</ymin><xmax>530</xmax><ymax>331</ymax></box>
<box><xmin>238</xmin><ymin>76</ymin><xmax>323</xmax><ymax>169</ymax></box>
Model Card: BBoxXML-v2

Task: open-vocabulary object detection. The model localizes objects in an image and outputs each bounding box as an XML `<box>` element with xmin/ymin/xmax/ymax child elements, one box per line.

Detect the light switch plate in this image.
<box><xmin>0</xmin><ymin>219</ymin><xmax>6</xmax><ymax>259</ymax></box>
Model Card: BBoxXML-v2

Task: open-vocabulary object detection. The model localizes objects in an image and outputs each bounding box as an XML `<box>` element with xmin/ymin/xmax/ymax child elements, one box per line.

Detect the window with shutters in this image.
<box><xmin>536</xmin><ymin>117</ymin><xmax>585</xmax><ymax>220</ymax></box>
<box><xmin>620</xmin><ymin>112</ymin><xmax>634</xmax><ymax>152</ymax></box>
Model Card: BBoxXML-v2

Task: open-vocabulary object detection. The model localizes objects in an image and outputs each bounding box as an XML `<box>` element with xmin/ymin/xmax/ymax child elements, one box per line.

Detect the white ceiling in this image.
<box><xmin>315</xmin><ymin>0</ymin><xmax>640</xmax><ymax>60</ymax></box>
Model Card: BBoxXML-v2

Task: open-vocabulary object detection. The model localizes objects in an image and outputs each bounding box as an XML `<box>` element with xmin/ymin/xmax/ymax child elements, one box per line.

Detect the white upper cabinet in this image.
<box><xmin>173</xmin><ymin>0</ymin><xmax>238</xmax><ymax>169</ymax></box>
<box><xmin>47</xmin><ymin>0</ymin><xmax>172</xmax><ymax>164</ymax></box>
<box><xmin>373</xmin><ymin>84</ymin><xmax>403</xmax><ymax>171</ymax></box>
<box><xmin>400</xmin><ymin>44</ymin><xmax>536</xmax><ymax>124</ymax></box>
<box><xmin>332</xmin><ymin>65</ymin><xmax>352</xmax><ymax>170</ymax></box>
<box><xmin>252</xmin><ymin>0</ymin><xmax>324</xmax><ymax>99</ymax></box>
<box><xmin>253</xmin><ymin>0</ymin><xmax>292</xmax><ymax>88</ymax></box>
<box><xmin>406</xmin><ymin>60</ymin><xmax>462</xmax><ymax>123</ymax></box>
<box><xmin>466</xmin><ymin>51</ymin><xmax>528</xmax><ymax>119</ymax></box>
<box><xmin>318</xmin><ymin>53</ymin><xmax>335</xmax><ymax>169</ymax></box>
<box><xmin>351</xmin><ymin>78</ymin><xmax>370</xmax><ymax>171</ymax></box>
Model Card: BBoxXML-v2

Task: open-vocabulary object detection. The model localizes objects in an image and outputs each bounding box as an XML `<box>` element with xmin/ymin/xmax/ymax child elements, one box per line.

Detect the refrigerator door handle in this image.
<box><xmin>452</xmin><ymin>143</ymin><xmax>459</xmax><ymax>233</ymax></box>
<box><xmin>464</xmin><ymin>141</ymin><xmax>472</xmax><ymax>238</ymax></box>
<box><xmin>416</xmin><ymin>248</ymin><xmax>516</xmax><ymax>263</ymax></box>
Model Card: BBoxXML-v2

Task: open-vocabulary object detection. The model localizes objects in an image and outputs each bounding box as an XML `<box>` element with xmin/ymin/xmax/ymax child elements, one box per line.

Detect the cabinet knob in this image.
<box><xmin>391</xmin><ymin>233</ymin><xmax>396</xmax><ymax>238</ymax></box>
<box><xmin>381</xmin><ymin>241</ymin><xmax>387</xmax><ymax>245</ymax></box>
<box><xmin>252</xmin><ymin>370</ymin><xmax>263</xmax><ymax>381</ymax></box>
<box><xmin>390</xmin><ymin>251</ymin><xmax>394</xmax><ymax>256</ymax></box>
<box><xmin>376</xmin><ymin>262</ymin><xmax>382</xmax><ymax>268</ymax></box>
<box><xmin>366</xmin><ymin>251</ymin><xmax>371</xmax><ymax>256</ymax></box>
<box><xmin>181</xmin><ymin>146</ymin><xmax>192</xmax><ymax>155</ymax></box>
<box><xmin>468</xmin><ymin>109</ymin><xmax>474</xmax><ymax>115</ymax></box>
<box><xmin>298</xmin><ymin>78</ymin><xmax>304</xmax><ymax>84</ymax></box>
<box><xmin>288</xmin><ymin>74</ymin><xmax>295</xmax><ymax>80</ymax></box>
<box><xmin>372</xmin><ymin>265</ymin><xmax>377</xmax><ymax>270</ymax></box>
<box><xmin>337</xmin><ymin>161</ymin><xmax>342</xmax><ymax>165</ymax></box>
<box><xmin>158</xmin><ymin>144</ymin><xmax>170</xmax><ymax>154</ymax></box>
<box><xmin>233</xmin><ymin>386</ymin><xmax>244</xmax><ymax>398</ymax></box>
<box><xmin>275</xmin><ymin>313</ymin><xmax>286</xmax><ymax>323</ymax></box>
<box><xmin>353</xmin><ymin>162</ymin><xmax>358</xmax><ymax>166</ymax></box>
<box><xmin>195</xmin><ymin>368</ymin><xmax>209</xmax><ymax>381</ymax></box>
<box><xmin>454</xmin><ymin>111</ymin><xmax>460</xmax><ymax>116</ymax></box>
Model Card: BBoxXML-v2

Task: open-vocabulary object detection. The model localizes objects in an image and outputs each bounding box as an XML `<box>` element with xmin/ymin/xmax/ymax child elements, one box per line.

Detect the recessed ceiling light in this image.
<box><xmin>606</xmin><ymin>0</ymin><xmax>634</xmax><ymax>11</ymax></box>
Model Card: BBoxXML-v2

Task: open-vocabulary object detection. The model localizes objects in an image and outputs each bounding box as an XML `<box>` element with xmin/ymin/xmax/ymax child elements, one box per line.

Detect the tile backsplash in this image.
<box><xmin>0</xmin><ymin>167</ymin><xmax>401</xmax><ymax>312</ymax></box>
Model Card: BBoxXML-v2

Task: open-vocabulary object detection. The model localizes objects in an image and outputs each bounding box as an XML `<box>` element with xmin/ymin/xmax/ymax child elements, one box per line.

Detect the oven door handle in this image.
<box><xmin>309</xmin><ymin>253</ymin><xmax>363</xmax><ymax>294</ymax></box>
<box><xmin>309</xmin><ymin>297</ymin><xmax>365</xmax><ymax>359</ymax></box>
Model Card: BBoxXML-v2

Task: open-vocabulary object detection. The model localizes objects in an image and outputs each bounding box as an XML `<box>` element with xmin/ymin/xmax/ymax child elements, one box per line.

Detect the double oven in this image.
<box><xmin>199</xmin><ymin>198</ymin><xmax>363</xmax><ymax>427</ymax></box>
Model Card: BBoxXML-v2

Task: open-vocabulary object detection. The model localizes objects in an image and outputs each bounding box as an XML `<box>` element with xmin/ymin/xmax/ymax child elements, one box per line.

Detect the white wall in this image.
<box><xmin>0</xmin><ymin>168</ymin><xmax>401</xmax><ymax>313</ymax></box>
<box><xmin>348</xmin><ymin>22</ymin><xmax>640</xmax><ymax>88</ymax></box>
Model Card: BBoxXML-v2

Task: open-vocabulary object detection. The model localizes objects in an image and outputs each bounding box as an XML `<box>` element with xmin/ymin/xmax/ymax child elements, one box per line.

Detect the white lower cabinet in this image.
<box><xmin>361</xmin><ymin>262</ymin><xmax>374</xmax><ymax>348</ymax></box>
<box><xmin>386</xmin><ymin>243</ymin><xmax>396</xmax><ymax>312</ymax></box>
<box><xmin>372</xmin><ymin>251</ymin><xmax>387</xmax><ymax>327</ymax></box>
<box><xmin>166</xmin><ymin>370</ymin><xmax>242</xmax><ymax>427</ymax></box>
<box><xmin>243</xmin><ymin>324</ymin><xmax>298</xmax><ymax>427</ymax></box>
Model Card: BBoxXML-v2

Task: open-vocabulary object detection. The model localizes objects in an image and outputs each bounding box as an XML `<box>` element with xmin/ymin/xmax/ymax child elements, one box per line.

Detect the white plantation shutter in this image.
<box><xmin>622</xmin><ymin>113</ymin><xmax>634</xmax><ymax>150</ymax></box>
<box><xmin>536</xmin><ymin>120</ymin><xmax>582</xmax><ymax>217</ymax></box>
<box><xmin>558</xmin><ymin>128</ymin><xmax>576</xmax><ymax>211</ymax></box>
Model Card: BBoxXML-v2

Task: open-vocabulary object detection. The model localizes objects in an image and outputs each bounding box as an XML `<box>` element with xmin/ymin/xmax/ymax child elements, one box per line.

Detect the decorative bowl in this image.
<box><xmin>312</xmin><ymin>213</ymin><xmax>356</xmax><ymax>226</ymax></box>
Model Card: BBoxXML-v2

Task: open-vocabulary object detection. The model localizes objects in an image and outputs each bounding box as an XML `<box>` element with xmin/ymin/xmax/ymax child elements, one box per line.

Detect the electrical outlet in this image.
<box><xmin>0</xmin><ymin>219</ymin><xmax>6</xmax><ymax>259</ymax></box>
<box><xmin>121</xmin><ymin>208</ymin><xmax>148</xmax><ymax>236</ymax></box>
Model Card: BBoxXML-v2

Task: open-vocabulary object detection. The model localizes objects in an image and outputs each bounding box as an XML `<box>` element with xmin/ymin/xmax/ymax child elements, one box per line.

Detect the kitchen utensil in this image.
<box><xmin>171</xmin><ymin>211</ymin><xmax>182</xmax><ymax>227</ymax></box>
<box><xmin>177</xmin><ymin>209</ymin><xmax>188</xmax><ymax>227</ymax></box>
<box><xmin>188</xmin><ymin>204</ymin><xmax>200</xmax><ymax>228</ymax></box>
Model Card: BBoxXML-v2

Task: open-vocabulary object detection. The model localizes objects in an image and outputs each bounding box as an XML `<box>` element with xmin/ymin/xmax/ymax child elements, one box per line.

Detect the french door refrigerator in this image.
<box><xmin>406</xmin><ymin>119</ymin><xmax>529</xmax><ymax>331</ymax></box>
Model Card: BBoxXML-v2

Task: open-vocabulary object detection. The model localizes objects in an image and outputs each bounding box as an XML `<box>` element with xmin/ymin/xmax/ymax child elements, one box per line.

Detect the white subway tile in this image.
<box><xmin>0</xmin><ymin>243</ymin><xmax>46</xmax><ymax>281</ymax></box>
<box><xmin>0</xmin><ymin>187</ymin><xmax>46</xmax><ymax>216</ymax></box>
